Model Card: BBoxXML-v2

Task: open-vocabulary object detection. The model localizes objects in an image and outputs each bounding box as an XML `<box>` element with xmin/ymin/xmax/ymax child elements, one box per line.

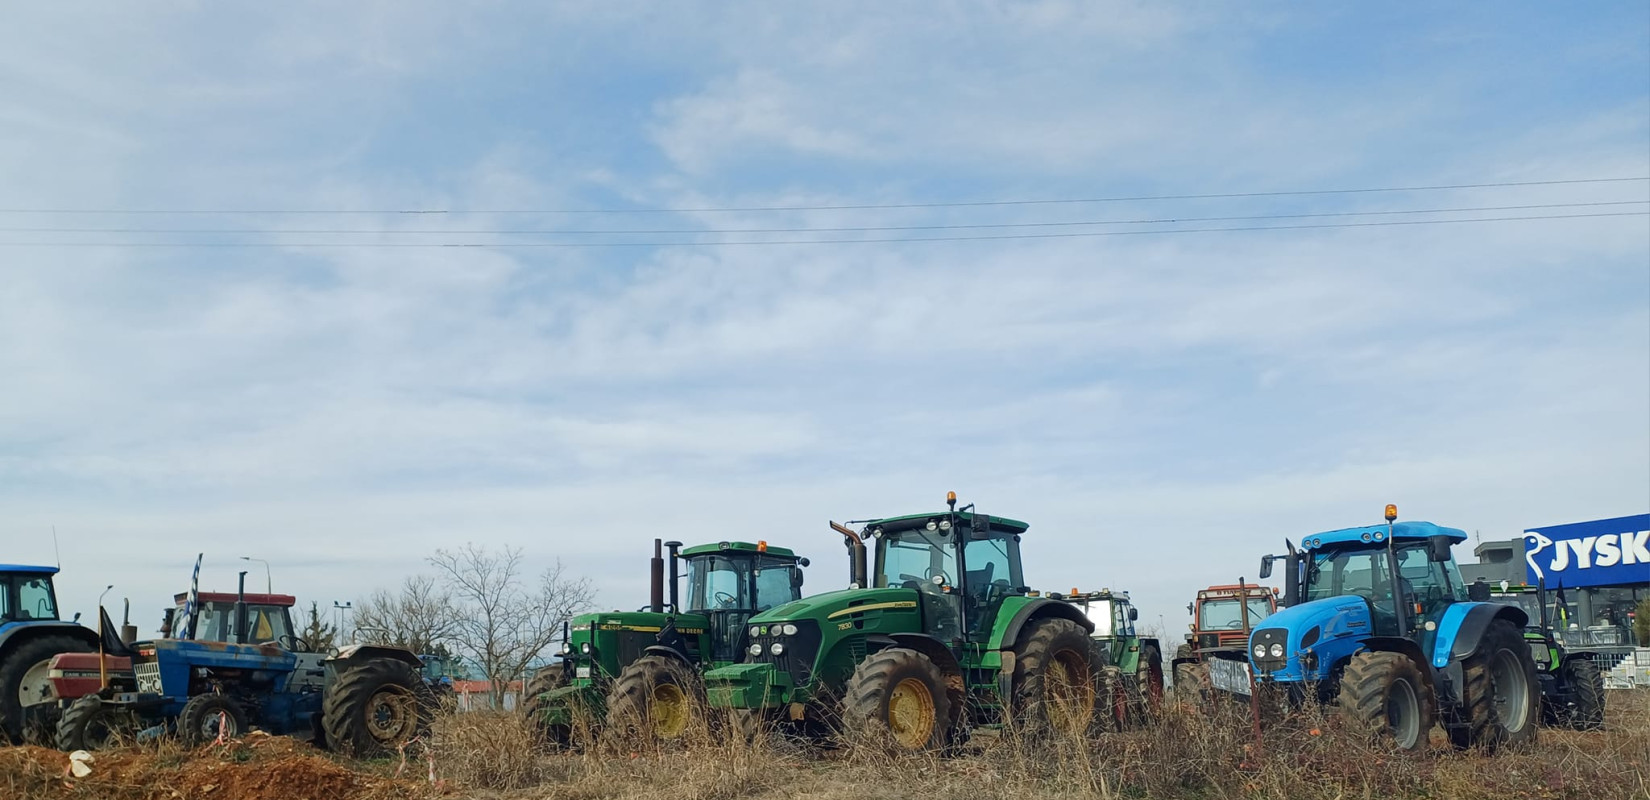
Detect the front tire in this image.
<box><xmin>842</xmin><ymin>647</ymin><xmax>952</xmax><ymax>751</ymax></box>
<box><xmin>323</xmin><ymin>657</ymin><xmax>428</xmax><ymax>758</ymax></box>
<box><xmin>0</xmin><ymin>634</ymin><xmax>95</xmax><ymax>744</ymax></box>
<box><xmin>522</xmin><ymin>667</ymin><xmax>574</xmax><ymax>748</ymax></box>
<box><xmin>1559</xmin><ymin>657</ymin><xmax>1605</xmax><ymax>731</ymax></box>
<box><xmin>55</xmin><ymin>695</ymin><xmax>140</xmax><ymax>751</ymax></box>
<box><xmin>178</xmin><ymin>694</ymin><xmax>250</xmax><ymax>745</ymax></box>
<box><xmin>1450</xmin><ymin>619</ymin><xmax>1539</xmax><ymax>751</ymax></box>
<box><xmin>606</xmin><ymin>655</ymin><xmax>706</xmax><ymax>745</ymax></box>
<box><xmin>1337</xmin><ymin>650</ymin><xmax>1433</xmax><ymax>751</ymax></box>
<box><xmin>1012</xmin><ymin>618</ymin><xmax>1095</xmax><ymax>736</ymax></box>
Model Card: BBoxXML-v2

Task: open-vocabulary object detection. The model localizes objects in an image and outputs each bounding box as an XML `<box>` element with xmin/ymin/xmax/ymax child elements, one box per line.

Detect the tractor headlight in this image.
<box><xmin>580</xmin><ymin>642</ymin><xmax>592</xmax><ymax>654</ymax></box>
<box><xmin>1253</xmin><ymin>645</ymin><xmax>1266</xmax><ymax>659</ymax></box>
<box><xmin>770</xmin><ymin>642</ymin><xmax>785</xmax><ymax>656</ymax></box>
<box><xmin>781</xmin><ymin>623</ymin><xmax>798</xmax><ymax>636</ymax></box>
<box><xmin>748</xmin><ymin>643</ymin><xmax>763</xmax><ymax>657</ymax></box>
<box><xmin>1268</xmin><ymin>643</ymin><xmax>1284</xmax><ymax>659</ymax></box>
<box><xmin>749</xmin><ymin>626</ymin><xmax>762</xmax><ymax>638</ymax></box>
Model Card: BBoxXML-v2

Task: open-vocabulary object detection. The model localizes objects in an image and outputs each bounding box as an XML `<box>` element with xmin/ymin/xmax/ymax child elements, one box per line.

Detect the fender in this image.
<box><xmin>1432</xmin><ymin>602</ymin><xmax>1529</xmax><ymax>669</ymax></box>
<box><xmin>991</xmin><ymin>598</ymin><xmax>1095</xmax><ymax>652</ymax></box>
<box><xmin>0</xmin><ymin>620</ymin><xmax>99</xmax><ymax>655</ymax></box>
<box><xmin>330</xmin><ymin>644</ymin><xmax>423</xmax><ymax>669</ymax></box>
<box><xmin>642</xmin><ymin>643</ymin><xmax>693</xmax><ymax>664</ymax></box>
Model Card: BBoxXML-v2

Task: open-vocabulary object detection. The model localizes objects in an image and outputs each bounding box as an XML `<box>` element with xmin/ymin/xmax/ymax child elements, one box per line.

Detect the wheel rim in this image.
<box><xmin>365</xmin><ymin>687</ymin><xmax>416</xmax><ymax>743</ymax></box>
<box><xmin>886</xmin><ymin>677</ymin><xmax>936</xmax><ymax>749</ymax></box>
<box><xmin>1386</xmin><ymin>677</ymin><xmax>1422</xmax><ymax>749</ymax></box>
<box><xmin>1490</xmin><ymin>649</ymin><xmax>1530</xmax><ymax>733</ymax></box>
<box><xmin>18</xmin><ymin>659</ymin><xmax>52</xmax><ymax>707</ymax></box>
<box><xmin>1044</xmin><ymin>650</ymin><xmax>1093</xmax><ymax>733</ymax></box>
<box><xmin>197</xmin><ymin>706</ymin><xmax>237</xmax><ymax>740</ymax></box>
<box><xmin>649</xmin><ymin>682</ymin><xmax>690</xmax><ymax>739</ymax></box>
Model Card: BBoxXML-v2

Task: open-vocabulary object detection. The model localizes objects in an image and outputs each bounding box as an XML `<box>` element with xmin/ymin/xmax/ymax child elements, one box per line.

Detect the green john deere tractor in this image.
<box><xmin>523</xmin><ymin>539</ymin><xmax>808</xmax><ymax>746</ymax></box>
<box><xmin>704</xmin><ymin>494</ymin><xmax>1099</xmax><ymax>751</ymax></box>
<box><xmin>1483</xmin><ymin>582</ymin><xmax>1606</xmax><ymax>730</ymax></box>
<box><xmin>1053</xmin><ymin>588</ymin><xmax>1164</xmax><ymax>730</ymax></box>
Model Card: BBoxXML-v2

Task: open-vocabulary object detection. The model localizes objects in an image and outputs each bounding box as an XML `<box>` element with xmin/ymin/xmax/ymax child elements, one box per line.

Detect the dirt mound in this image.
<box><xmin>0</xmin><ymin>735</ymin><xmax>425</xmax><ymax>800</ymax></box>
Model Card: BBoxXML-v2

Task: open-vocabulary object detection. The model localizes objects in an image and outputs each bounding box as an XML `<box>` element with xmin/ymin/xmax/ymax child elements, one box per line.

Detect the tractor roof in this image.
<box><xmin>1302</xmin><ymin>521</ymin><xmax>1467</xmax><ymax>551</ymax></box>
<box><xmin>863</xmin><ymin>511</ymin><xmax>1029</xmax><ymax>535</ymax></box>
<box><xmin>0</xmin><ymin>564</ymin><xmax>59</xmax><ymax>575</ymax></box>
<box><xmin>680</xmin><ymin>541</ymin><xmax>799</xmax><ymax>559</ymax></box>
<box><xmin>173</xmin><ymin>592</ymin><xmax>298</xmax><ymax>607</ymax></box>
<box><xmin>1198</xmin><ymin>584</ymin><xmax>1275</xmax><ymax>598</ymax></box>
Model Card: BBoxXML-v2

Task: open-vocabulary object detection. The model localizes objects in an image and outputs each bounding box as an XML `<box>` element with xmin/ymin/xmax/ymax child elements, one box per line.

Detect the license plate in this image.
<box><xmin>1209</xmin><ymin>658</ymin><xmax>1252</xmax><ymax>695</ymax></box>
<box><xmin>575</xmin><ymin>666</ymin><xmax>591</xmax><ymax>679</ymax></box>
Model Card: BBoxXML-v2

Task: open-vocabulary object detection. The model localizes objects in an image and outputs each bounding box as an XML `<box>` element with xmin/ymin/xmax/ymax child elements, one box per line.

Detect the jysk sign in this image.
<box><xmin>1524</xmin><ymin>514</ymin><xmax>1650</xmax><ymax>589</ymax></box>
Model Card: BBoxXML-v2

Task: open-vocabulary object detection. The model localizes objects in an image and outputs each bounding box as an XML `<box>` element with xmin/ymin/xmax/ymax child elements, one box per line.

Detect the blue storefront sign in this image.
<box><xmin>1524</xmin><ymin>514</ymin><xmax>1650</xmax><ymax>589</ymax></box>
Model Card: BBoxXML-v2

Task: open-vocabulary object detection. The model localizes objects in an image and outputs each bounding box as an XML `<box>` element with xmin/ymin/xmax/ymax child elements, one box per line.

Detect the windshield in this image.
<box><xmin>1198</xmin><ymin>597</ymin><xmax>1273</xmax><ymax>631</ymax></box>
<box><xmin>686</xmin><ymin>554</ymin><xmax>801</xmax><ymax>612</ymax></box>
<box><xmin>173</xmin><ymin>601</ymin><xmax>294</xmax><ymax>643</ymax></box>
<box><xmin>1305</xmin><ymin>545</ymin><xmax>1393</xmax><ymax>604</ymax></box>
<box><xmin>874</xmin><ymin>528</ymin><xmax>957</xmax><ymax>589</ymax></box>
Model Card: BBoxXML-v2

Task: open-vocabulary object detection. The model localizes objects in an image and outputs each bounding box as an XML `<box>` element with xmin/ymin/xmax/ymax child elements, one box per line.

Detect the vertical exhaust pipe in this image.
<box><xmin>120</xmin><ymin>598</ymin><xmax>137</xmax><ymax>644</ymax></box>
<box><xmin>830</xmin><ymin>522</ymin><xmax>868</xmax><ymax>588</ymax></box>
<box><xmin>234</xmin><ymin>571</ymin><xmax>250</xmax><ymax>644</ymax></box>
<box><xmin>665</xmin><ymin>541</ymin><xmax>683</xmax><ymax>613</ymax></box>
<box><xmin>650</xmin><ymin>539</ymin><xmax>666</xmax><ymax>613</ymax></box>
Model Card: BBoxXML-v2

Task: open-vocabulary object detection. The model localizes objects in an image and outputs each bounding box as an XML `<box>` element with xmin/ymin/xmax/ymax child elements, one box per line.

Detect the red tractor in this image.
<box><xmin>1171</xmin><ymin>582</ymin><xmax>1278</xmax><ymax>698</ymax></box>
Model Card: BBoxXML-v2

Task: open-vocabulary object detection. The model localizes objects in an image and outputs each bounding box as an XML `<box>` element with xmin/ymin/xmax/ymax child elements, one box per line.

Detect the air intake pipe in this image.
<box><xmin>831</xmin><ymin>522</ymin><xmax>868</xmax><ymax>589</ymax></box>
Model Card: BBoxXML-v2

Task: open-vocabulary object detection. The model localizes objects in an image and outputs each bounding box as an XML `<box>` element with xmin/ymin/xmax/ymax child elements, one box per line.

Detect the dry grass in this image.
<box><xmin>9</xmin><ymin>691</ymin><xmax>1646</xmax><ymax>799</ymax></box>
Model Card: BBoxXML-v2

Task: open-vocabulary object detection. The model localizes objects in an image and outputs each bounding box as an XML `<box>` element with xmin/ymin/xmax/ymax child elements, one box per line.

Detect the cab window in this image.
<box><xmin>751</xmin><ymin>557</ymin><xmax>802</xmax><ymax>612</ymax></box>
<box><xmin>875</xmin><ymin>530</ymin><xmax>957</xmax><ymax>589</ymax></box>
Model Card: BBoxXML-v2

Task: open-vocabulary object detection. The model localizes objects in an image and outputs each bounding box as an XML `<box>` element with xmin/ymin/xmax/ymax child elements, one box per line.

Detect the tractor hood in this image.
<box><xmin>1247</xmin><ymin>596</ymin><xmax>1372</xmax><ymax>681</ymax></box>
<box><xmin>749</xmin><ymin>587</ymin><xmax>918</xmax><ymax>624</ymax></box>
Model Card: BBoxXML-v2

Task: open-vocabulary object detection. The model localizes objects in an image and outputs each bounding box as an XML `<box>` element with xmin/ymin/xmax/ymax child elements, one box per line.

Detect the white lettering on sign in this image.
<box><xmin>1526</xmin><ymin>529</ymin><xmax>1650</xmax><ymax>580</ymax></box>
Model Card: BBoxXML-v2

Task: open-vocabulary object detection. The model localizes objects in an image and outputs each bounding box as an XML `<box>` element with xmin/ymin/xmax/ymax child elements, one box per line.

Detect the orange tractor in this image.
<box><xmin>1171</xmin><ymin>582</ymin><xmax>1277</xmax><ymax>697</ymax></box>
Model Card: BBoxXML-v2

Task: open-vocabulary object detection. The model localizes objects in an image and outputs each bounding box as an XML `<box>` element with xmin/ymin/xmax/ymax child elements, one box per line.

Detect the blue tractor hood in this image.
<box><xmin>1249</xmin><ymin>596</ymin><xmax>1374</xmax><ymax>681</ymax></box>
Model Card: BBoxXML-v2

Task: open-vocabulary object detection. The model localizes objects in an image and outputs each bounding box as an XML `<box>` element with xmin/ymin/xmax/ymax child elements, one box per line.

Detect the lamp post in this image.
<box><xmin>240</xmin><ymin>556</ymin><xmax>272</xmax><ymax>595</ymax></box>
<box><xmin>333</xmin><ymin>601</ymin><xmax>353</xmax><ymax>641</ymax></box>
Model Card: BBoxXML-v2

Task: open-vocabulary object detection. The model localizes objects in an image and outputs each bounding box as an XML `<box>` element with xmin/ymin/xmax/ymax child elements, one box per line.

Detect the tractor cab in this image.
<box><xmin>0</xmin><ymin>567</ymin><xmax>64</xmax><ymax>625</ymax></box>
<box><xmin>1192</xmin><ymin>585</ymin><xmax>1278</xmax><ymax>654</ymax></box>
<box><xmin>680</xmin><ymin>541</ymin><xmax>806</xmax><ymax>663</ymax></box>
<box><xmin>865</xmin><ymin>501</ymin><xmax>1028</xmax><ymax>644</ymax></box>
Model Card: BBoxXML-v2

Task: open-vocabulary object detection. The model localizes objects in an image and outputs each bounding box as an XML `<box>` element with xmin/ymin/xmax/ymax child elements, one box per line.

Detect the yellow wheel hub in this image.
<box><xmin>1044</xmin><ymin>651</ymin><xmax>1093</xmax><ymax>734</ymax></box>
<box><xmin>649</xmin><ymin>682</ymin><xmax>690</xmax><ymax>739</ymax></box>
<box><xmin>886</xmin><ymin>677</ymin><xmax>936</xmax><ymax>749</ymax></box>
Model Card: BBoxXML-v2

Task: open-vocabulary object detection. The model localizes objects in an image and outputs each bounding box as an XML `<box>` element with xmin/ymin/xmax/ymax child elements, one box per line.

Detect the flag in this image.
<box><xmin>182</xmin><ymin>553</ymin><xmax>203</xmax><ymax>639</ymax></box>
<box><xmin>97</xmin><ymin>605</ymin><xmax>135</xmax><ymax>659</ymax></box>
<box><xmin>1553</xmin><ymin>580</ymin><xmax>1569</xmax><ymax>628</ymax></box>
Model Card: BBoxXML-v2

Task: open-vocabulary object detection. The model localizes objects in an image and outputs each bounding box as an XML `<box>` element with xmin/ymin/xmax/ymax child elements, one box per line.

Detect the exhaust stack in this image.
<box><xmin>650</xmin><ymin>539</ymin><xmax>666</xmax><ymax>613</ymax></box>
<box><xmin>831</xmin><ymin>522</ymin><xmax>868</xmax><ymax>588</ymax></box>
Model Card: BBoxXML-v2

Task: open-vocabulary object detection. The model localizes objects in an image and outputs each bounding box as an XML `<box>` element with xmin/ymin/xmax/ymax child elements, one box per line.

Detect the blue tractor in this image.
<box><xmin>1251</xmin><ymin>506</ymin><xmax>1539</xmax><ymax>751</ymax></box>
<box><xmin>0</xmin><ymin>565</ymin><xmax>98</xmax><ymax>744</ymax></box>
<box><xmin>55</xmin><ymin>575</ymin><xmax>431</xmax><ymax>757</ymax></box>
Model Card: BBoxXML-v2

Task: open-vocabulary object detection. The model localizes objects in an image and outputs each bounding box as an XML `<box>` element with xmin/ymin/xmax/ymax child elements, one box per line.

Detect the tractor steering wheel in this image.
<box><xmin>714</xmin><ymin>591</ymin><xmax>738</xmax><ymax>607</ymax></box>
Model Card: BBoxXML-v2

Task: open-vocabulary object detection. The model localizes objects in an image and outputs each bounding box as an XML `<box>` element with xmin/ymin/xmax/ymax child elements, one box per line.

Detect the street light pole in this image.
<box><xmin>240</xmin><ymin>557</ymin><xmax>272</xmax><ymax>595</ymax></box>
<box><xmin>333</xmin><ymin>601</ymin><xmax>353</xmax><ymax>642</ymax></box>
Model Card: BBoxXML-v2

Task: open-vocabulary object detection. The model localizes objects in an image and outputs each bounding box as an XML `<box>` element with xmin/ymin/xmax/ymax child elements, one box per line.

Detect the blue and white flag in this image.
<box><xmin>182</xmin><ymin>553</ymin><xmax>203</xmax><ymax>639</ymax></box>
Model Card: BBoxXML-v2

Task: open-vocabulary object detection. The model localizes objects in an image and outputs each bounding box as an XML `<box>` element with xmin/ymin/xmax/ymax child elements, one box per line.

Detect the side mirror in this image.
<box><xmin>72</xmin><ymin>612</ymin><xmax>82</xmax><ymax>623</ymax></box>
<box><xmin>1427</xmin><ymin>534</ymin><xmax>1453</xmax><ymax>562</ymax></box>
<box><xmin>1468</xmin><ymin>580</ymin><xmax>1491</xmax><ymax>602</ymax></box>
<box><xmin>1258</xmin><ymin>555</ymin><xmax>1274</xmax><ymax>580</ymax></box>
<box><xmin>1185</xmin><ymin>602</ymin><xmax>1194</xmax><ymax>615</ymax></box>
<box><xmin>972</xmin><ymin>514</ymin><xmax>990</xmax><ymax>534</ymax></box>
<box><xmin>1128</xmin><ymin>607</ymin><xmax>1139</xmax><ymax>621</ymax></box>
<box><xmin>791</xmin><ymin>569</ymin><xmax>805</xmax><ymax>588</ymax></box>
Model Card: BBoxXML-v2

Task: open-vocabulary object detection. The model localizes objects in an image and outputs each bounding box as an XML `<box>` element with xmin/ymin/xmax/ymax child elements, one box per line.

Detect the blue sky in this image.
<box><xmin>2</xmin><ymin>2</ymin><xmax>1646</xmax><ymax>638</ymax></box>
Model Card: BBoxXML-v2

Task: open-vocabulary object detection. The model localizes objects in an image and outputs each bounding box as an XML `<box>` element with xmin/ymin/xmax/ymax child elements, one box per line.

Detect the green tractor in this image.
<box><xmin>704</xmin><ymin>494</ymin><xmax>1099</xmax><ymax>751</ymax></box>
<box><xmin>1053</xmin><ymin>588</ymin><xmax>1164</xmax><ymax>729</ymax></box>
<box><xmin>523</xmin><ymin>539</ymin><xmax>808</xmax><ymax>745</ymax></box>
<box><xmin>1482</xmin><ymin>581</ymin><xmax>1606</xmax><ymax>730</ymax></box>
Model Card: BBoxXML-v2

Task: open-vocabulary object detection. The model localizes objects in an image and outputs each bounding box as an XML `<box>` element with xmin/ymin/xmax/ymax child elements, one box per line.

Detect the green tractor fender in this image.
<box><xmin>864</xmin><ymin>632</ymin><xmax>964</xmax><ymax>718</ymax></box>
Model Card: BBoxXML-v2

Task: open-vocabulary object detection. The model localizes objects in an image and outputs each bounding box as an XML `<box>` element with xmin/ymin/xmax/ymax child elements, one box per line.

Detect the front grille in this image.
<box><xmin>134</xmin><ymin>661</ymin><xmax>162</xmax><ymax>694</ymax></box>
<box><xmin>1250</xmin><ymin>628</ymin><xmax>1288</xmax><ymax>673</ymax></box>
<box><xmin>1528</xmin><ymin>642</ymin><xmax>1551</xmax><ymax>670</ymax></box>
<box><xmin>748</xmin><ymin>621</ymin><xmax>821</xmax><ymax>688</ymax></box>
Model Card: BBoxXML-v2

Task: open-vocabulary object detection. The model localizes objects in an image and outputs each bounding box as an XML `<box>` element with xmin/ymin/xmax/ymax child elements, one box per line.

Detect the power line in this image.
<box><xmin>0</xmin><ymin>176</ymin><xmax>1643</xmax><ymax>215</ymax></box>
<box><xmin>0</xmin><ymin>211</ymin><xmax>1640</xmax><ymax>248</ymax></box>
<box><xmin>1</xmin><ymin>201</ymin><xmax>1641</xmax><ymax>236</ymax></box>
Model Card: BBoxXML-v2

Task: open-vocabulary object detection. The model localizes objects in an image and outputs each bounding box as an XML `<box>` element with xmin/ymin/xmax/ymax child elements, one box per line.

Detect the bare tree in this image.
<box><xmin>297</xmin><ymin>601</ymin><xmax>338</xmax><ymax>652</ymax></box>
<box><xmin>429</xmin><ymin>543</ymin><xmax>594</xmax><ymax>706</ymax></box>
<box><xmin>352</xmin><ymin>574</ymin><xmax>460</xmax><ymax>655</ymax></box>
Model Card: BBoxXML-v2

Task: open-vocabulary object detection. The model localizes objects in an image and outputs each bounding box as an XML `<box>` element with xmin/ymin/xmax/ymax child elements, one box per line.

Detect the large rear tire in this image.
<box><xmin>842</xmin><ymin>647</ymin><xmax>952</xmax><ymax>752</ymax></box>
<box><xmin>0</xmin><ymin>634</ymin><xmax>95</xmax><ymax>744</ymax></box>
<box><xmin>1131</xmin><ymin>642</ymin><xmax>1165</xmax><ymax>722</ymax></box>
<box><xmin>606</xmin><ymin>655</ymin><xmax>706</xmax><ymax>745</ymax></box>
<box><xmin>1449</xmin><ymin>619</ymin><xmax>1539</xmax><ymax>751</ymax></box>
<box><xmin>1337</xmin><ymin>650</ymin><xmax>1433</xmax><ymax>751</ymax></box>
<box><xmin>178</xmin><ymin>694</ymin><xmax>250</xmax><ymax>745</ymax></box>
<box><xmin>322</xmin><ymin>657</ymin><xmax>428</xmax><ymax>758</ymax></box>
<box><xmin>1559</xmin><ymin>657</ymin><xmax>1605</xmax><ymax>731</ymax></box>
<box><xmin>1012</xmin><ymin>618</ymin><xmax>1095</xmax><ymax>737</ymax></box>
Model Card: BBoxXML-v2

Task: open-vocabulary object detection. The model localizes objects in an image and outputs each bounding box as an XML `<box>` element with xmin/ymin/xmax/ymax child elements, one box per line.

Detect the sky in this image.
<box><xmin>2</xmin><ymin>2</ymin><xmax>1647</xmax><ymax>644</ymax></box>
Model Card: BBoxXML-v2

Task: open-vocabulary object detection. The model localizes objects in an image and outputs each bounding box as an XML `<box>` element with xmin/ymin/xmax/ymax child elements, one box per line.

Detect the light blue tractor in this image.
<box><xmin>1251</xmin><ymin>505</ymin><xmax>1539</xmax><ymax>751</ymax></box>
<box><xmin>0</xmin><ymin>565</ymin><xmax>98</xmax><ymax>744</ymax></box>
